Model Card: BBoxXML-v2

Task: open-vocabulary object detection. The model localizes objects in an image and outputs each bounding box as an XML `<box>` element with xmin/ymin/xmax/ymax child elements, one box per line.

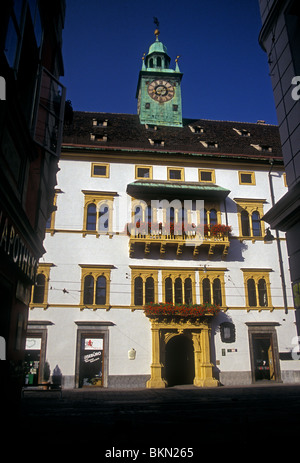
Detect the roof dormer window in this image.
<box><xmin>251</xmin><ymin>144</ymin><xmax>272</xmax><ymax>152</ymax></box>
<box><xmin>145</xmin><ymin>124</ymin><xmax>158</xmax><ymax>130</ymax></box>
<box><xmin>90</xmin><ymin>133</ymin><xmax>107</xmax><ymax>142</ymax></box>
<box><xmin>189</xmin><ymin>125</ymin><xmax>205</xmax><ymax>134</ymax></box>
<box><xmin>149</xmin><ymin>138</ymin><xmax>164</xmax><ymax>147</ymax></box>
<box><xmin>92</xmin><ymin>118</ymin><xmax>108</xmax><ymax>127</ymax></box>
<box><xmin>200</xmin><ymin>141</ymin><xmax>218</xmax><ymax>149</ymax></box>
<box><xmin>233</xmin><ymin>128</ymin><xmax>250</xmax><ymax>137</ymax></box>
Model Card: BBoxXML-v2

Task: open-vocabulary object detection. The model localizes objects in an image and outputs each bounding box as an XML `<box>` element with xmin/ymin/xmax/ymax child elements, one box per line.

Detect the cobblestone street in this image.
<box><xmin>15</xmin><ymin>383</ymin><xmax>300</xmax><ymax>459</ymax></box>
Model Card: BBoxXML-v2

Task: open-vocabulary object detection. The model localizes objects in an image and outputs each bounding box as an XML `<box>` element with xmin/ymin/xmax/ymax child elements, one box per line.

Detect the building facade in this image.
<box><xmin>26</xmin><ymin>29</ymin><xmax>300</xmax><ymax>389</ymax></box>
<box><xmin>258</xmin><ymin>0</ymin><xmax>300</xmax><ymax>326</ymax></box>
<box><xmin>0</xmin><ymin>0</ymin><xmax>66</xmax><ymax>400</ymax></box>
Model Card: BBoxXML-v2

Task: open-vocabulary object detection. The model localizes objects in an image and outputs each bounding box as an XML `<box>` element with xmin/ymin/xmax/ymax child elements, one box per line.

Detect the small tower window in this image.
<box><xmin>157</xmin><ymin>57</ymin><xmax>162</xmax><ymax>67</ymax></box>
<box><xmin>149</xmin><ymin>58</ymin><xmax>153</xmax><ymax>68</ymax></box>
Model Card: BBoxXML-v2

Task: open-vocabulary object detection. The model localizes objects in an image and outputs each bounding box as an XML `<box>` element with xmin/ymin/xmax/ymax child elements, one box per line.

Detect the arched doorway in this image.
<box><xmin>165</xmin><ymin>335</ymin><xmax>195</xmax><ymax>386</ymax></box>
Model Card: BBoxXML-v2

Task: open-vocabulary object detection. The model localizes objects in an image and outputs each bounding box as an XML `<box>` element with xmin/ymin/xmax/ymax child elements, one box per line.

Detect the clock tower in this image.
<box><xmin>136</xmin><ymin>27</ymin><xmax>183</xmax><ymax>127</ymax></box>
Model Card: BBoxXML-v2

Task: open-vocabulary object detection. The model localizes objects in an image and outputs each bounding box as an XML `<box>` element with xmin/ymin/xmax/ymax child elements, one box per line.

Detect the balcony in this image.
<box><xmin>128</xmin><ymin>223</ymin><xmax>231</xmax><ymax>257</ymax></box>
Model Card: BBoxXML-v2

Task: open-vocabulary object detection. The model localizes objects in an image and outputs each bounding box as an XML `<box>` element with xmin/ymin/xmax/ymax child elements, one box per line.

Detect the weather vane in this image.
<box><xmin>153</xmin><ymin>17</ymin><xmax>159</xmax><ymax>28</ymax></box>
<box><xmin>153</xmin><ymin>17</ymin><xmax>160</xmax><ymax>38</ymax></box>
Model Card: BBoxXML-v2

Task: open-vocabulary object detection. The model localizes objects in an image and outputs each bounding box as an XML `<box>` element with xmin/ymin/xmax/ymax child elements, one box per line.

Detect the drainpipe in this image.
<box><xmin>268</xmin><ymin>159</ymin><xmax>288</xmax><ymax>314</ymax></box>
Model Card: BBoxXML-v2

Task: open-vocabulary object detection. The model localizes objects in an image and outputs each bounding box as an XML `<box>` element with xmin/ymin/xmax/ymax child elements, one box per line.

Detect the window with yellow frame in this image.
<box><xmin>199</xmin><ymin>269</ymin><xmax>226</xmax><ymax>307</ymax></box>
<box><xmin>234</xmin><ymin>198</ymin><xmax>266</xmax><ymax>239</ymax></box>
<box><xmin>91</xmin><ymin>163</ymin><xmax>110</xmax><ymax>178</ymax></box>
<box><xmin>30</xmin><ymin>263</ymin><xmax>53</xmax><ymax>308</ymax></box>
<box><xmin>46</xmin><ymin>189</ymin><xmax>61</xmax><ymax>235</ymax></box>
<box><xmin>167</xmin><ymin>167</ymin><xmax>184</xmax><ymax>181</ymax></box>
<box><xmin>80</xmin><ymin>265</ymin><xmax>113</xmax><ymax>309</ymax></box>
<box><xmin>238</xmin><ymin>171</ymin><xmax>255</xmax><ymax>185</ymax></box>
<box><xmin>241</xmin><ymin>269</ymin><xmax>272</xmax><ymax>309</ymax></box>
<box><xmin>82</xmin><ymin>190</ymin><xmax>117</xmax><ymax>236</ymax></box>
<box><xmin>162</xmin><ymin>270</ymin><xmax>196</xmax><ymax>305</ymax></box>
<box><xmin>199</xmin><ymin>169</ymin><xmax>215</xmax><ymax>183</ymax></box>
<box><xmin>131</xmin><ymin>267</ymin><xmax>158</xmax><ymax>307</ymax></box>
<box><xmin>135</xmin><ymin>165</ymin><xmax>153</xmax><ymax>179</ymax></box>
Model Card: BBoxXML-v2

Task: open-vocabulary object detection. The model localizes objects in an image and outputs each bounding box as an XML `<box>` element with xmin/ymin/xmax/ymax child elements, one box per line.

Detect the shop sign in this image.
<box><xmin>0</xmin><ymin>209</ymin><xmax>38</xmax><ymax>283</ymax></box>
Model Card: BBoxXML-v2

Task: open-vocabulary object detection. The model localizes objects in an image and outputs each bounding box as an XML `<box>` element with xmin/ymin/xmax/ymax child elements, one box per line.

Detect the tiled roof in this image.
<box><xmin>62</xmin><ymin>111</ymin><xmax>283</xmax><ymax>162</ymax></box>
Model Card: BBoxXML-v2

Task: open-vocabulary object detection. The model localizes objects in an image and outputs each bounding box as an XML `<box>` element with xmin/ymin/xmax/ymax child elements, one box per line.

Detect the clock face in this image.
<box><xmin>148</xmin><ymin>80</ymin><xmax>175</xmax><ymax>103</ymax></box>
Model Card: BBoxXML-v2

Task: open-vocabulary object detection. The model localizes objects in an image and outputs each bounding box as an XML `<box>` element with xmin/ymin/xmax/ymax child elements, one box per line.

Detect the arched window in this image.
<box><xmin>247</xmin><ymin>278</ymin><xmax>257</xmax><ymax>306</ymax></box>
<box><xmin>134</xmin><ymin>276</ymin><xmax>143</xmax><ymax>305</ymax></box>
<box><xmin>157</xmin><ymin>57</ymin><xmax>162</xmax><ymax>67</ymax></box>
<box><xmin>96</xmin><ymin>275</ymin><xmax>106</xmax><ymax>305</ymax></box>
<box><xmin>203</xmin><ymin>209</ymin><xmax>207</xmax><ymax>225</ymax></box>
<box><xmin>165</xmin><ymin>277</ymin><xmax>173</xmax><ymax>303</ymax></box>
<box><xmin>98</xmin><ymin>204</ymin><xmax>109</xmax><ymax>231</ymax></box>
<box><xmin>174</xmin><ymin>277</ymin><xmax>183</xmax><ymax>304</ymax></box>
<box><xmin>213</xmin><ymin>278</ymin><xmax>222</xmax><ymax>306</ymax></box>
<box><xmin>258</xmin><ymin>278</ymin><xmax>268</xmax><ymax>306</ymax></box>
<box><xmin>83</xmin><ymin>275</ymin><xmax>94</xmax><ymax>305</ymax></box>
<box><xmin>86</xmin><ymin>204</ymin><xmax>97</xmax><ymax>230</ymax></box>
<box><xmin>184</xmin><ymin>278</ymin><xmax>193</xmax><ymax>304</ymax></box>
<box><xmin>241</xmin><ymin>210</ymin><xmax>250</xmax><ymax>236</ymax></box>
<box><xmin>202</xmin><ymin>278</ymin><xmax>211</xmax><ymax>304</ymax></box>
<box><xmin>145</xmin><ymin>277</ymin><xmax>154</xmax><ymax>303</ymax></box>
<box><xmin>33</xmin><ymin>273</ymin><xmax>46</xmax><ymax>303</ymax></box>
<box><xmin>252</xmin><ymin>211</ymin><xmax>261</xmax><ymax>236</ymax></box>
<box><xmin>149</xmin><ymin>58</ymin><xmax>153</xmax><ymax>68</ymax></box>
<box><xmin>209</xmin><ymin>209</ymin><xmax>217</xmax><ymax>226</ymax></box>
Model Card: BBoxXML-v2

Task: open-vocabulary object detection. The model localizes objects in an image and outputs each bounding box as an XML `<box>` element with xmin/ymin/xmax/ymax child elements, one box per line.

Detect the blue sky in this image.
<box><xmin>60</xmin><ymin>0</ymin><xmax>278</xmax><ymax>125</ymax></box>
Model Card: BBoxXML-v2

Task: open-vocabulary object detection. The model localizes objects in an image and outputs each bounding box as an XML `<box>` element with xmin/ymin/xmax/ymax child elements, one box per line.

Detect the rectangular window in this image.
<box><xmin>239</xmin><ymin>171</ymin><xmax>255</xmax><ymax>185</ymax></box>
<box><xmin>167</xmin><ymin>167</ymin><xmax>184</xmax><ymax>181</ymax></box>
<box><xmin>172</xmin><ymin>104</ymin><xmax>178</xmax><ymax>111</ymax></box>
<box><xmin>199</xmin><ymin>169</ymin><xmax>215</xmax><ymax>183</ymax></box>
<box><xmin>135</xmin><ymin>165</ymin><xmax>153</xmax><ymax>179</ymax></box>
<box><xmin>91</xmin><ymin>163</ymin><xmax>109</xmax><ymax>178</ymax></box>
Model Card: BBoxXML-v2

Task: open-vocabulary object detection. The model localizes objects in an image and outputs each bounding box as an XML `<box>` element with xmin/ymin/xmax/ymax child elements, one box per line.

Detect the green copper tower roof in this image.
<box><xmin>136</xmin><ymin>25</ymin><xmax>183</xmax><ymax>128</ymax></box>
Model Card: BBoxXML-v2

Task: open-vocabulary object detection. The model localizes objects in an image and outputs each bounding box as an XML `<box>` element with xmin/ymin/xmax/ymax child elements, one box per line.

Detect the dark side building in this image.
<box><xmin>0</xmin><ymin>0</ymin><xmax>66</xmax><ymax>405</ymax></box>
<box><xmin>259</xmin><ymin>0</ymin><xmax>300</xmax><ymax>329</ymax></box>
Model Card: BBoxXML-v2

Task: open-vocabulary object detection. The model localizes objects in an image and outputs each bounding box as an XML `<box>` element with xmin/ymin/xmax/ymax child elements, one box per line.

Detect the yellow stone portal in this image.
<box><xmin>146</xmin><ymin>315</ymin><xmax>219</xmax><ymax>388</ymax></box>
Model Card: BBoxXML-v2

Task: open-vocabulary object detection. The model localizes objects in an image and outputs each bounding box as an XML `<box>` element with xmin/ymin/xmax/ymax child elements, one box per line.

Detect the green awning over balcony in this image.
<box><xmin>126</xmin><ymin>179</ymin><xmax>231</xmax><ymax>200</ymax></box>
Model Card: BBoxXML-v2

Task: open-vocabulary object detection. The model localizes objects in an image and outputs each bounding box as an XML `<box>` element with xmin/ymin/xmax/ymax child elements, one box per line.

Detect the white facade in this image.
<box><xmin>26</xmin><ymin>135</ymin><xmax>300</xmax><ymax>388</ymax></box>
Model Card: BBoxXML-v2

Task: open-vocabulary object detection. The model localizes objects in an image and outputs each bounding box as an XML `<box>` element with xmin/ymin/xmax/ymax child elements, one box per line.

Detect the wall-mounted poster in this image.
<box><xmin>79</xmin><ymin>336</ymin><xmax>103</xmax><ymax>387</ymax></box>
